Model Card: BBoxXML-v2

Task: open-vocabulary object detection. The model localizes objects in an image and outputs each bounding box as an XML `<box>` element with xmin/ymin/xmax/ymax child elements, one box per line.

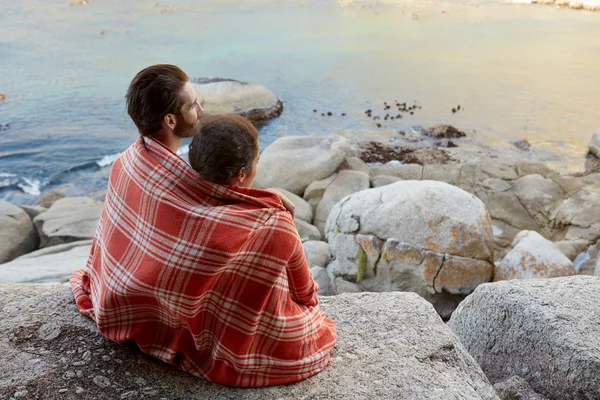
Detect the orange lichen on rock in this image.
<box><xmin>433</xmin><ymin>256</ymin><xmax>494</xmax><ymax>295</ymax></box>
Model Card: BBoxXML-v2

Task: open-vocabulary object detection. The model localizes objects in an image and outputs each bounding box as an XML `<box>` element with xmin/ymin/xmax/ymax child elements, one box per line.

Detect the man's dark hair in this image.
<box><xmin>126</xmin><ymin>64</ymin><xmax>189</xmax><ymax>137</ymax></box>
<box><xmin>189</xmin><ymin>114</ymin><xmax>259</xmax><ymax>185</ymax></box>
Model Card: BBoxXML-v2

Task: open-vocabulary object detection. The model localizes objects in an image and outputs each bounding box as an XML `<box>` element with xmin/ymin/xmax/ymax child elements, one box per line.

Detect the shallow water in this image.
<box><xmin>1</xmin><ymin>0</ymin><xmax>599</xmax><ymax>204</ymax></box>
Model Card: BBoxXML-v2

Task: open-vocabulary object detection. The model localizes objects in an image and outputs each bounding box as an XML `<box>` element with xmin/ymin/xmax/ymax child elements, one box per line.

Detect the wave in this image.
<box><xmin>18</xmin><ymin>178</ymin><xmax>43</xmax><ymax>196</ymax></box>
<box><xmin>95</xmin><ymin>144</ymin><xmax>190</xmax><ymax>168</ymax></box>
<box><xmin>0</xmin><ymin>172</ymin><xmax>18</xmax><ymax>189</ymax></box>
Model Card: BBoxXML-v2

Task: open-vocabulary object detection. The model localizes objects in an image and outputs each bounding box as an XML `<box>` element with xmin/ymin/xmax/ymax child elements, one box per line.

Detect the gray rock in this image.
<box><xmin>313</xmin><ymin>170</ymin><xmax>370</xmax><ymax>234</ymax></box>
<box><xmin>510</xmin><ymin>174</ymin><xmax>563</xmax><ymax>228</ymax></box>
<box><xmin>254</xmin><ymin>136</ymin><xmax>350</xmax><ymax>195</ymax></box>
<box><xmin>0</xmin><ymin>284</ymin><xmax>498</xmax><ymax>399</ymax></box>
<box><xmin>554</xmin><ymin>239</ymin><xmax>590</xmax><ymax>261</ymax></box>
<box><xmin>325</xmin><ymin>180</ymin><xmax>494</xmax><ymax>317</ymax></box>
<box><xmin>370</xmin><ymin>174</ymin><xmax>401</xmax><ymax>188</ymax></box>
<box><xmin>294</xmin><ymin>219</ymin><xmax>321</xmax><ymax>242</ymax></box>
<box><xmin>0</xmin><ymin>240</ymin><xmax>92</xmax><ymax>283</ymax></box>
<box><xmin>422</xmin><ymin>164</ymin><xmax>462</xmax><ymax>185</ymax></box>
<box><xmin>588</xmin><ymin>128</ymin><xmax>600</xmax><ymax>158</ymax></box>
<box><xmin>550</xmin><ymin>185</ymin><xmax>600</xmax><ymax>242</ymax></box>
<box><xmin>332</xmin><ymin>278</ymin><xmax>362</xmax><ymax>294</ymax></box>
<box><xmin>303</xmin><ymin>240</ymin><xmax>332</xmax><ymax>269</ymax></box>
<box><xmin>309</xmin><ymin>266</ymin><xmax>331</xmax><ymax>295</ymax></box>
<box><xmin>33</xmin><ymin>197</ymin><xmax>102</xmax><ymax>248</ymax></box>
<box><xmin>272</xmin><ymin>188</ymin><xmax>313</xmax><ymax>224</ymax></box>
<box><xmin>303</xmin><ymin>174</ymin><xmax>337</xmax><ymax>206</ymax></box>
<box><xmin>0</xmin><ymin>199</ymin><xmax>39</xmax><ymax>264</ymax></box>
<box><xmin>485</xmin><ymin>191</ymin><xmax>538</xmax><ymax>231</ymax></box>
<box><xmin>370</xmin><ymin>164</ymin><xmax>423</xmax><ymax>180</ymax></box>
<box><xmin>191</xmin><ymin>78</ymin><xmax>282</xmax><ymax>122</ymax></box>
<box><xmin>449</xmin><ymin>276</ymin><xmax>600</xmax><ymax>399</ymax></box>
<box><xmin>36</xmin><ymin>187</ymin><xmax>68</xmax><ymax>208</ymax></box>
<box><xmin>20</xmin><ymin>206</ymin><xmax>47</xmax><ymax>220</ymax></box>
<box><xmin>495</xmin><ymin>231</ymin><xmax>574</xmax><ymax>281</ymax></box>
<box><xmin>493</xmin><ymin>376</ymin><xmax>548</xmax><ymax>400</ymax></box>
<box><xmin>337</xmin><ymin>157</ymin><xmax>371</xmax><ymax>175</ymax></box>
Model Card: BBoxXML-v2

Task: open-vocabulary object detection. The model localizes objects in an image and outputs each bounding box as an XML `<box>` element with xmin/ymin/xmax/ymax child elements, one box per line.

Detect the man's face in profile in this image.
<box><xmin>174</xmin><ymin>81</ymin><xmax>203</xmax><ymax>138</ymax></box>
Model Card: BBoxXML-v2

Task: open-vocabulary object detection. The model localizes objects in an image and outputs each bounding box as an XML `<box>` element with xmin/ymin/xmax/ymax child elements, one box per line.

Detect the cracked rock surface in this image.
<box><xmin>0</xmin><ymin>284</ymin><xmax>498</xmax><ymax>399</ymax></box>
<box><xmin>449</xmin><ymin>276</ymin><xmax>600</xmax><ymax>399</ymax></box>
<box><xmin>324</xmin><ymin>180</ymin><xmax>494</xmax><ymax>318</ymax></box>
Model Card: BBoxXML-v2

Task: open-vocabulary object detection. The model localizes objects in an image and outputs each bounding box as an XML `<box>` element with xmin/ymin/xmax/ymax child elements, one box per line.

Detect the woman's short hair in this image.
<box><xmin>188</xmin><ymin>114</ymin><xmax>259</xmax><ymax>185</ymax></box>
<box><xmin>126</xmin><ymin>64</ymin><xmax>189</xmax><ymax>137</ymax></box>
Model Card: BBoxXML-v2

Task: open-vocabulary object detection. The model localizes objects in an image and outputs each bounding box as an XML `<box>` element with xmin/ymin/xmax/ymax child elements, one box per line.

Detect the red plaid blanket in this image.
<box><xmin>71</xmin><ymin>136</ymin><xmax>336</xmax><ymax>387</ymax></box>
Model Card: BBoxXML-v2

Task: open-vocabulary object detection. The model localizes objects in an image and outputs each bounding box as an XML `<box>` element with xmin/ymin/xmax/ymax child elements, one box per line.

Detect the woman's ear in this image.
<box><xmin>229</xmin><ymin>167</ymin><xmax>246</xmax><ymax>186</ymax></box>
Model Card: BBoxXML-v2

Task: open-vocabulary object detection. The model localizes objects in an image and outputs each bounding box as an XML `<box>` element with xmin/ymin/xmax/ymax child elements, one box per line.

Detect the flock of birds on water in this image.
<box><xmin>312</xmin><ymin>101</ymin><xmax>463</xmax><ymax>129</ymax></box>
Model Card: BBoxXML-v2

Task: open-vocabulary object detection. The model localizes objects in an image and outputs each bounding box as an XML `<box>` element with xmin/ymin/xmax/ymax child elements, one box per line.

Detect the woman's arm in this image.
<box><xmin>286</xmin><ymin>236</ymin><xmax>319</xmax><ymax>307</ymax></box>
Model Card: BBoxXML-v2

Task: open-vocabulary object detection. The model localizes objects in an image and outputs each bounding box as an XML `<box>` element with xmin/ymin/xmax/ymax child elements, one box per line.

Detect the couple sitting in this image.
<box><xmin>70</xmin><ymin>65</ymin><xmax>336</xmax><ymax>387</ymax></box>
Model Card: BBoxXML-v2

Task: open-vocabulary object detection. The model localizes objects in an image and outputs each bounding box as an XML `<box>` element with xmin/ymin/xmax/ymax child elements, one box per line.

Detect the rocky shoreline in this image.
<box><xmin>2</xmin><ymin>129</ymin><xmax>600</xmax><ymax>398</ymax></box>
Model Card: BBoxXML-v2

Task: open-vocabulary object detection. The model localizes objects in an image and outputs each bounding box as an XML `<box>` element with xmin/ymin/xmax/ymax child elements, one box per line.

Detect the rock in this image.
<box><xmin>20</xmin><ymin>206</ymin><xmax>47</xmax><ymax>220</ymax></box>
<box><xmin>515</xmin><ymin>161</ymin><xmax>555</xmax><ymax>179</ymax></box>
<box><xmin>272</xmin><ymin>188</ymin><xmax>313</xmax><ymax>224</ymax></box>
<box><xmin>254</xmin><ymin>136</ymin><xmax>350</xmax><ymax>196</ymax></box>
<box><xmin>310</xmin><ymin>266</ymin><xmax>331</xmax><ymax>295</ymax></box>
<box><xmin>495</xmin><ymin>231</ymin><xmax>574</xmax><ymax>281</ymax></box>
<box><xmin>303</xmin><ymin>174</ymin><xmax>337</xmax><ymax>208</ymax></box>
<box><xmin>550</xmin><ymin>185</ymin><xmax>600</xmax><ymax>242</ymax></box>
<box><xmin>422</xmin><ymin>124</ymin><xmax>466</xmax><ymax>139</ymax></box>
<box><xmin>332</xmin><ymin>278</ymin><xmax>362</xmax><ymax>294</ymax></box>
<box><xmin>36</xmin><ymin>187</ymin><xmax>69</xmax><ymax>209</ymax></box>
<box><xmin>370</xmin><ymin>164</ymin><xmax>422</xmax><ymax>180</ymax></box>
<box><xmin>0</xmin><ymin>200</ymin><xmax>39</xmax><ymax>264</ymax></box>
<box><xmin>0</xmin><ymin>240</ymin><xmax>92</xmax><ymax>283</ymax></box>
<box><xmin>313</xmin><ymin>170</ymin><xmax>370</xmax><ymax>234</ymax></box>
<box><xmin>485</xmin><ymin>192</ymin><xmax>538</xmax><ymax>232</ymax></box>
<box><xmin>337</xmin><ymin>157</ymin><xmax>371</xmax><ymax>175</ymax></box>
<box><xmin>303</xmin><ymin>240</ymin><xmax>332</xmax><ymax>269</ymax></box>
<box><xmin>554</xmin><ymin>239</ymin><xmax>590</xmax><ymax>261</ymax></box>
<box><xmin>493</xmin><ymin>376</ymin><xmax>548</xmax><ymax>400</ymax></box>
<box><xmin>325</xmin><ymin>180</ymin><xmax>494</xmax><ymax>318</ymax></box>
<box><xmin>33</xmin><ymin>197</ymin><xmax>102</xmax><ymax>249</ymax></box>
<box><xmin>422</xmin><ymin>164</ymin><xmax>461</xmax><ymax>185</ymax></box>
<box><xmin>588</xmin><ymin>128</ymin><xmax>600</xmax><ymax>158</ymax></box>
<box><xmin>449</xmin><ymin>276</ymin><xmax>600</xmax><ymax>399</ymax></box>
<box><xmin>370</xmin><ymin>174</ymin><xmax>401</xmax><ymax>188</ymax></box>
<box><xmin>294</xmin><ymin>219</ymin><xmax>321</xmax><ymax>242</ymax></box>
<box><xmin>512</xmin><ymin>139</ymin><xmax>531</xmax><ymax>151</ymax></box>
<box><xmin>191</xmin><ymin>78</ymin><xmax>282</xmax><ymax>122</ymax></box>
<box><xmin>0</xmin><ymin>284</ymin><xmax>498</xmax><ymax>399</ymax></box>
<box><xmin>509</xmin><ymin>174</ymin><xmax>563</xmax><ymax>233</ymax></box>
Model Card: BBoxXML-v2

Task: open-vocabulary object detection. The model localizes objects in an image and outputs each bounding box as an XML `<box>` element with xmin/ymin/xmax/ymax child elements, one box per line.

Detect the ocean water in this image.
<box><xmin>1</xmin><ymin>0</ymin><xmax>599</xmax><ymax>205</ymax></box>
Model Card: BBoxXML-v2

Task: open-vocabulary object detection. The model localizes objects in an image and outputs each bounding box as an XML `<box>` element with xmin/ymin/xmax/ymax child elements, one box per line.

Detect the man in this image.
<box><xmin>70</xmin><ymin>65</ymin><xmax>335</xmax><ymax>387</ymax></box>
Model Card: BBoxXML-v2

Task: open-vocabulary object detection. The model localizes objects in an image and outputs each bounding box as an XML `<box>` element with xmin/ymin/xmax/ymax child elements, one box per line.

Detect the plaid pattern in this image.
<box><xmin>71</xmin><ymin>137</ymin><xmax>336</xmax><ymax>387</ymax></box>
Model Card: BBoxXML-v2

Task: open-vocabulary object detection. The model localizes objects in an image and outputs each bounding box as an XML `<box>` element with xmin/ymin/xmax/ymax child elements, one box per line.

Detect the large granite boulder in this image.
<box><xmin>0</xmin><ymin>240</ymin><xmax>91</xmax><ymax>283</ymax></box>
<box><xmin>33</xmin><ymin>197</ymin><xmax>102</xmax><ymax>249</ymax></box>
<box><xmin>191</xmin><ymin>78</ymin><xmax>282</xmax><ymax>122</ymax></box>
<box><xmin>294</xmin><ymin>219</ymin><xmax>321</xmax><ymax>242</ymax></box>
<box><xmin>325</xmin><ymin>180</ymin><xmax>494</xmax><ymax>318</ymax></box>
<box><xmin>449</xmin><ymin>276</ymin><xmax>600</xmax><ymax>399</ymax></box>
<box><xmin>0</xmin><ymin>200</ymin><xmax>39</xmax><ymax>264</ymax></box>
<box><xmin>313</xmin><ymin>170</ymin><xmax>370</xmax><ymax>234</ymax></box>
<box><xmin>0</xmin><ymin>284</ymin><xmax>498</xmax><ymax>399</ymax></box>
<box><xmin>495</xmin><ymin>231</ymin><xmax>574</xmax><ymax>281</ymax></box>
<box><xmin>253</xmin><ymin>136</ymin><xmax>350</xmax><ymax>196</ymax></box>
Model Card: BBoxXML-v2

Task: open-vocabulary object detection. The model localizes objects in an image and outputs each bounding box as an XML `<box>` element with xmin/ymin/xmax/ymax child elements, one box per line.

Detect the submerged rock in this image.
<box><xmin>0</xmin><ymin>284</ymin><xmax>498</xmax><ymax>399</ymax></box>
<box><xmin>422</xmin><ymin>124</ymin><xmax>466</xmax><ymax>139</ymax></box>
<box><xmin>191</xmin><ymin>78</ymin><xmax>282</xmax><ymax>122</ymax></box>
<box><xmin>450</xmin><ymin>276</ymin><xmax>600</xmax><ymax>399</ymax></box>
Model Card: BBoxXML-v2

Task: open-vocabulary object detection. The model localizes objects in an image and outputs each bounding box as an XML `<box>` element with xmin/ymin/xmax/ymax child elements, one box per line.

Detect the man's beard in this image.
<box><xmin>174</xmin><ymin>113</ymin><xmax>200</xmax><ymax>138</ymax></box>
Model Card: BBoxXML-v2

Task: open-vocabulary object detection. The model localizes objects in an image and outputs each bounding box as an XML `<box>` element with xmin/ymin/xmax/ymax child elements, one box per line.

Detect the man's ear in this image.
<box><xmin>164</xmin><ymin>114</ymin><xmax>176</xmax><ymax>130</ymax></box>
